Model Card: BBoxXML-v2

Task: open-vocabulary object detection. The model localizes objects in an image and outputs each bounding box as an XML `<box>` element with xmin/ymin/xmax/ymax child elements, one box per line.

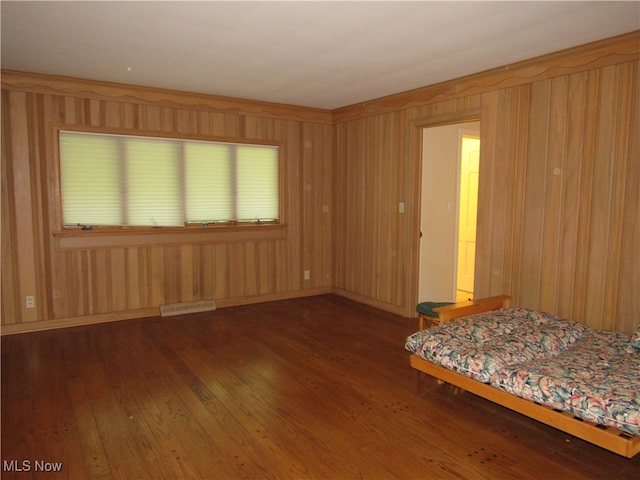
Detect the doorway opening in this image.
<box><xmin>418</xmin><ymin>121</ymin><xmax>480</xmax><ymax>304</ymax></box>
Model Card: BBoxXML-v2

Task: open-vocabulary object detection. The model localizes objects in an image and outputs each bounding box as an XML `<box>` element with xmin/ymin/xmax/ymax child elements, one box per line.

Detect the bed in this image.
<box><xmin>406</xmin><ymin>296</ymin><xmax>640</xmax><ymax>458</ymax></box>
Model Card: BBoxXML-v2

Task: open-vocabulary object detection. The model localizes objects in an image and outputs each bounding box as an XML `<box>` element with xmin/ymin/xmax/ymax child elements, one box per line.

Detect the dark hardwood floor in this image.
<box><xmin>2</xmin><ymin>295</ymin><xmax>639</xmax><ymax>479</ymax></box>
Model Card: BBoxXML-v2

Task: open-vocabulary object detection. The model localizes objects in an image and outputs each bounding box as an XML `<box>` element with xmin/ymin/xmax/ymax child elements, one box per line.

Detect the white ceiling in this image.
<box><xmin>2</xmin><ymin>1</ymin><xmax>639</xmax><ymax>110</ymax></box>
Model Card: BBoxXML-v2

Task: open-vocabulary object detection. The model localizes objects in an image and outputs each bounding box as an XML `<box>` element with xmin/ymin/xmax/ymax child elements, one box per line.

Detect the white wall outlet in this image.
<box><xmin>25</xmin><ymin>295</ymin><xmax>35</xmax><ymax>309</ymax></box>
<box><xmin>399</xmin><ymin>202</ymin><xmax>405</xmax><ymax>213</ymax></box>
<box><xmin>304</xmin><ymin>270</ymin><xmax>310</xmax><ymax>280</ymax></box>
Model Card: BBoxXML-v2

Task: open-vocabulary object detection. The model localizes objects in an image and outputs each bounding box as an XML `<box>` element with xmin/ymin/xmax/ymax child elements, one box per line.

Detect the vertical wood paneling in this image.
<box><xmin>163</xmin><ymin>245</ymin><xmax>181</xmax><ymax>305</ymax></box>
<box><xmin>1</xmin><ymin>76</ymin><xmax>333</xmax><ymax>332</ymax></box>
<box><xmin>301</xmin><ymin>122</ymin><xmax>333</xmax><ymax>289</ymax></box>
<box><xmin>539</xmin><ymin>76</ymin><xmax>568</xmax><ymax>312</ymax></box>
<box><xmin>556</xmin><ymin>72</ymin><xmax>588</xmax><ymax>320</ymax></box>
<box><xmin>333</xmin><ymin>44</ymin><xmax>639</xmax><ymax>331</ymax></box>
<box><xmin>520</xmin><ymin>80</ymin><xmax>550</xmax><ymax>308</ymax></box>
<box><xmin>1</xmin><ymin>32</ymin><xmax>637</xmax><ymax>333</ymax></box>
<box><xmin>9</xmin><ymin>91</ymin><xmax>39</xmax><ymax>323</ymax></box>
<box><xmin>108</xmin><ymin>248</ymin><xmax>127</xmax><ymax>311</ymax></box>
<box><xmin>257</xmin><ymin>241</ymin><xmax>271</xmax><ymax>295</ymax></box>
<box><xmin>149</xmin><ymin>247</ymin><xmax>165</xmax><ymax>307</ymax></box>
<box><xmin>602</xmin><ymin>65</ymin><xmax>631</xmax><ymax>330</ymax></box>
<box><xmin>506</xmin><ymin>87</ymin><xmax>531</xmax><ymax>304</ymax></box>
<box><xmin>33</xmin><ymin>95</ymin><xmax>54</xmax><ymax>322</ymax></box>
<box><xmin>618</xmin><ymin>60</ymin><xmax>640</xmax><ymax>334</ymax></box>
<box><xmin>125</xmin><ymin>248</ymin><xmax>141</xmax><ymax>310</ymax></box>
<box><xmin>214</xmin><ymin>244</ymin><xmax>228</xmax><ymax>299</ymax></box>
<box><xmin>180</xmin><ymin>245</ymin><xmax>194</xmax><ymax>303</ymax></box>
<box><xmin>91</xmin><ymin>250</ymin><xmax>110</xmax><ymax>314</ymax></box>
<box><xmin>571</xmin><ymin>71</ymin><xmax>600</xmax><ymax>325</ymax></box>
<box><xmin>228</xmin><ymin>243</ymin><xmax>244</xmax><ymax>298</ymax></box>
<box><xmin>585</xmin><ymin>66</ymin><xmax>618</xmax><ymax>328</ymax></box>
<box><xmin>283</xmin><ymin>119</ymin><xmax>302</xmax><ymax>292</ymax></box>
<box><xmin>244</xmin><ymin>241</ymin><xmax>258</xmax><ymax>297</ymax></box>
<box><xmin>476</xmin><ymin>90</ymin><xmax>500</xmax><ymax>298</ymax></box>
<box><xmin>1</xmin><ymin>91</ymin><xmax>19</xmax><ymax>324</ymax></box>
<box><xmin>477</xmin><ymin>86</ymin><xmax>531</xmax><ymax>300</ymax></box>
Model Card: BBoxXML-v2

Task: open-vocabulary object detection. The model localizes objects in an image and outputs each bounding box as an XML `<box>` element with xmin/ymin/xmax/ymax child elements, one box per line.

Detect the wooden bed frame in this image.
<box><xmin>409</xmin><ymin>295</ymin><xmax>640</xmax><ymax>458</ymax></box>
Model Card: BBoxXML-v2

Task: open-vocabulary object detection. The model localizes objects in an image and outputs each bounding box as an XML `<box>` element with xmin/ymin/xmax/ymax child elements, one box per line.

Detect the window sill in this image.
<box><xmin>54</xmin><ymin>224</ymin><xmax>286</xmax><ymax>250</ymax></box>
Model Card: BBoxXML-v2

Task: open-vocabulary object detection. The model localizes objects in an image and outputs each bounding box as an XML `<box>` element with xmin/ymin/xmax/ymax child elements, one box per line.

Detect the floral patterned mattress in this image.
<box><xmin>405</xmin><ymin>308</ymin><xmax>640</xmax><ymax>436</ymax></box>
<box><xmin>405</xmin><ymin>308</ymin><xmax>589</xmax><ymax>382</ymax></box>
<box><xmin>491</xmin><ymin>330</ymin><xmax>640</xmax><ymax>436</ymax></box>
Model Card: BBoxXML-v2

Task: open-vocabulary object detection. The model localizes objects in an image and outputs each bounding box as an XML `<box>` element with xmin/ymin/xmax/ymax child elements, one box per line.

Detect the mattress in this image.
<box><xmin>405</xmin><ymin>307</ymin><xmax>589</xmax><ymax>382</ymax></box>
<box><xmin>406</xmin><ymin>308</ymin><xmax>640</xmax><ymax>436</ymax></box>
<box><xmin>490</xmin><ymin>330</ymin><xmax>640</xmax><ymax>436</ymax></box>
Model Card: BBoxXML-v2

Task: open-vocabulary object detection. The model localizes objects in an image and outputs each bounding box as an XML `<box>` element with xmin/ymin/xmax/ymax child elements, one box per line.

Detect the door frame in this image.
<box><xmin>411</xmin><ymin>110</ymin><xmax>482</xmax><ymax>311</ymax></box>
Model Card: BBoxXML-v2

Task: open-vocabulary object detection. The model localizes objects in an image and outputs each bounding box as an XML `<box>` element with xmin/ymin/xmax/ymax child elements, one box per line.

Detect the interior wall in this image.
<box><xmin>333</xmin><ymin>32</ymin><xmax>639</xmax><ymax>332</ymax></box>
<box><xmin>1</xmin><ymin>73</ymin><xmax>334</xmax><ymax>333</ymax></box>
<box><xmin>2</xmin><ymin>32</ymin><xmax>638</xmax><ymax>334</ymax></box>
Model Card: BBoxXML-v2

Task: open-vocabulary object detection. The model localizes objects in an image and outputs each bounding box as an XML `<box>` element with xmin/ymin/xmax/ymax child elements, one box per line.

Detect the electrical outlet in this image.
<box><xmin>304</xmin><ymin>270</ymin><xmax>310</xmax><ymax>280</ymax></box>
<box><xmin>26</xmin><ymin>296</ymin><xmax>35</xmax><ymax>309</ymax></box>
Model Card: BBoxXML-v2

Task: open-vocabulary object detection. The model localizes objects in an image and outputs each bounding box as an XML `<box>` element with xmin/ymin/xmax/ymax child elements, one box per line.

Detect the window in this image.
<box><xmin>59</xmin><ymin>131</ymin><xmax>279</xmax><ymax>228</ymax></box>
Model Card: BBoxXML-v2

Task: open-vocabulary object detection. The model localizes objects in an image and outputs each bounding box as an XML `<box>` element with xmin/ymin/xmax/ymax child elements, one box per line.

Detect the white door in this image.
<box><xmin>456</xmin><ymin>135</ymin><xmax>479</xmax><ymax>294</ymax></box>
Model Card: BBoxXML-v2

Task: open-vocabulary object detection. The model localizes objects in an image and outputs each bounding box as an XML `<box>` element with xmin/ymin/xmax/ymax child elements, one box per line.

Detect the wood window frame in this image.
<box><xmin>51</xmin><ymin>124</ymin><xmax>286</xmax><ymax>249</ymax></box>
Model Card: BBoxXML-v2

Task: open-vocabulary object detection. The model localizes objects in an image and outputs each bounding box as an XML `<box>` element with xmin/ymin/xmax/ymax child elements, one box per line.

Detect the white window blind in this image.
<box><xmin>60</xmin><ymin>133</ymin><xmax>122</xmax><ymax>225</ymax></box>
<box><xmin>59</xmin><ymin>131</ymin><xmax>279</xmax><ymax>227</ymax></box>
<box><xmin>126</xmin><ymin>137</ymin><xmax>182</xmax><ymax>226</ymax></box>
<box><xmin>184</xmin><ymin>142</ymin><xmax>233</xmax><ymax>222</ymax></box>
<box><xmin>236</xmin><ymin>145</ymin><xmax>279</xmax><ymax>222</ymax></box>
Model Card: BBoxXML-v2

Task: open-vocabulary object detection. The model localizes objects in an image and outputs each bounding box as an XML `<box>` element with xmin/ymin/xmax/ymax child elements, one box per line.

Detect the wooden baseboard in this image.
<box><xmin>330</xmin><ymin>288</ymin><xmax>407</xmax><ymax>316</ymax></box>
<box><xmin>0</xmin><ymin>307</ymin><xmax>159</xmax><ymax>336</ymax></box>
<box><xmin>0</xmin><ymin>288</ymin><xmax>332</xmax><ymax>336</ymax></box>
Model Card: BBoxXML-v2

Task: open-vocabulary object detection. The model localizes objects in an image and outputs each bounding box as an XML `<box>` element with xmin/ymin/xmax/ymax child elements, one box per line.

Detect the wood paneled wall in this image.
<box><xmin>2</xmin><ymin>31</ymin><xmax>639</xmax><ymax>334</ymax></box>
<box><xmin>1</xmin><ymin>73</ymin><xmax>333</xmax><ymax>333</ymax></box>
<box><xmin>333</xmin><ymin>31</ymin><xmax>640</xmax><ymax>332</ymax></box>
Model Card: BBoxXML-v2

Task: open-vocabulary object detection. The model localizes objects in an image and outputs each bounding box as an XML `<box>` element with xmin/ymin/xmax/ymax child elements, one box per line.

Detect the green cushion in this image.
<box><xmin>416</xmin><ymin>301</ymin><xmax>454</xmax><ymax>317</ymax></box>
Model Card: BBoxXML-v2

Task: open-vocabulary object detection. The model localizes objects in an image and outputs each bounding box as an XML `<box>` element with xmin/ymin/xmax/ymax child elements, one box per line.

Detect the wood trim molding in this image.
<box><xmin>53</xmin><ymin>224</ymin><xmax>287</xmax><ymax>250</ymax></box>
<box><xmin>333</xmin><ymin>30</ymin><xmax>640</xmax><ymax>122</ymax></box>
<box><xmin>2</xmin><ymin>31</ymin><xmax>637</xmax><ymax>126</ymax></box>
<box><xmin>1</xmin><ymin>69</ymin><xmax>333</xmax><ymax>124</ymax></box>
<box><xmin>0</xmin><ymin>288</ymin><xmax>333</xmax><ymax>335</ymax></box>
<box><xmin>331</xmin><ymin>288</ymin><xmax>407</xmax><ymax>317</ymax></box>
<box><xmin>0</xmin><ymin>307</ymin><xmax>160</xmax><ymax>336</ymax></box>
